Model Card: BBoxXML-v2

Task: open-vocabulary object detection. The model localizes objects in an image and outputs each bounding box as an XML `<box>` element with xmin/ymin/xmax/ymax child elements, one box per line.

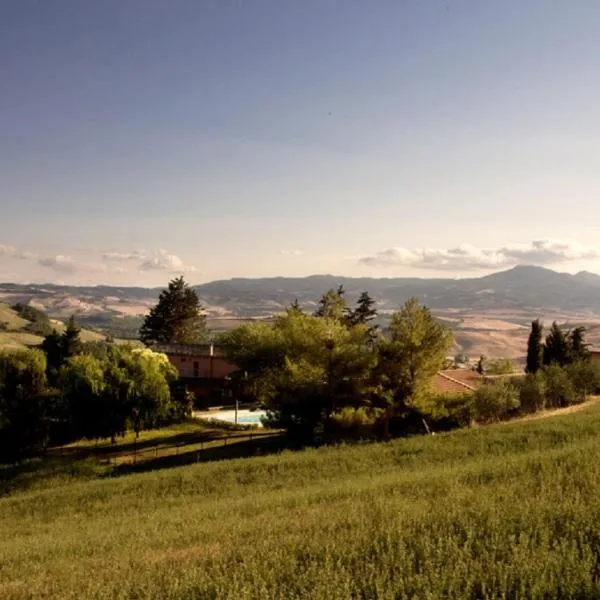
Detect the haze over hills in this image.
<box><xmin>2</xmin><ymin>265</ymin><xmax>600</xmax><ymax>359</ymax></box>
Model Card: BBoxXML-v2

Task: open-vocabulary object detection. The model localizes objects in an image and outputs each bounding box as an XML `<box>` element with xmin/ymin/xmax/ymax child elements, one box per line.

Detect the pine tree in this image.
<box><xmin>347</xmin><ymin>291</ymin><xmax>377</xmax><ymax>326</ymax></box>
<box><xmin>525</xmin><ymin>319</ymin><xmax>544</xmax><ymax>374</ymax></box>
<box><xmin>140</xmin><ymin>276</ymin><xmax>207</xmax><ymax>345</ymax></box>
<box><xmin>62</xmin><ymin>316</ymin><xmax>83</xmax><ymax>359</ymax></box>
<box><xmin>544</xmin><ymin>321</ymin><xmax>570</xmax><ymax>366</ymax></box>
<box><xmin>313</xmin><ymin>285</ymin><xmax>347</xmax><ymax>322</ymax></box>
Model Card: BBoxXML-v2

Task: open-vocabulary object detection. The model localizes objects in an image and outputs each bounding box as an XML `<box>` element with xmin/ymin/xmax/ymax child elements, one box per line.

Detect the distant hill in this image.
<box><xmin>3</xmin><ymin>265</ymin><xmax>600</xmax><ymax>357</ymax></box>
<box><xmin>192</xmin><ymin>265</ymin><xmax>600</xmax><ymax>316</ymax></box>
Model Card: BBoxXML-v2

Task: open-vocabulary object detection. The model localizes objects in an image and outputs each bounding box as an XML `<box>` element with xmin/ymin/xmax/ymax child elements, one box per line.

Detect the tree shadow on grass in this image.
<box><xmin>107</xmin><ymin>433</ymin><xmax>289</xmax><ymax>477</ymax></box>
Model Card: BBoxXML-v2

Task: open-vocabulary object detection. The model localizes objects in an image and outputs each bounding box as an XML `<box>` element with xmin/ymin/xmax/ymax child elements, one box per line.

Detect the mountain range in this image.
<box><xmin>3</xmin><ymin>265</ymin><xmax>600</xmax><ymax>359</ymax></box>
<box><xmin>2</xmin><ymin>265</ymin><xmax>600</xmax><ymax>320</ymax></box>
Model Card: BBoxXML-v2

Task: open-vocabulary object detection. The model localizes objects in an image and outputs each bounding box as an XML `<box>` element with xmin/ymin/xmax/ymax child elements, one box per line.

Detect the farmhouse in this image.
<box><xmin>152</xmin><ymin>343</ymin><xmax>237</xmax><ymax>400</ymax></box>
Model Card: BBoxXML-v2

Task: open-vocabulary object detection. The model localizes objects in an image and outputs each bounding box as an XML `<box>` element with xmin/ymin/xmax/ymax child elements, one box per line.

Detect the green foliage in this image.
<box><xmin>565</xmin><ymin>360</ymin><xmax>600</xmax><ymax>402</ymax></box>
<box><xmin>526</xmin><ymin>319</ymin><xmax>544</xmax><ymax>374</ymax></box>
<box><xmin>518</xmin><ymin>372</ymin><xmax>547</xmax><ymax>414</ymax></box>
<box><xmin>542</xmin><ymin>363</ymin><xmax>576</xmax><ymax>408</ymax></box>
<box><xmin>140</xmin><ymin>276</ymin><xmax>207</xmax><ymax>345</ymax></box>
<box><xmin>0</xmin><ymin>348</ymin><xmax>50</xmax><ymax>459</ymax></box>
<box><xmin>5</xmin><ymin>407</ymin><xmax>600</xmax><ymax>597</ymax></box>
<box><xmin>485</xmin><ymin>357</ymin><xmax>516</xmax><ymax>375</ymax></box>
<box><xmin>41</xmin><ymin>317</ymin><xmax>84</xmax><ymax>385</ymax></box>
<box><xmin>287</xmin><ymin>298</ymin><xmax>304</xmax><ymax>316</ymax></box>
<box><xmin>472</xmin><ymin>381</ymin><xmax>520</xmax><ymax>423</ymax></box>
<box><xmin>569</xmin><ymin>326</ymin><xmax>590</xmax><ymax>362</ymax></box>
<box><xmin>418</xmin><ymin>391</ymin><xmax>474</xmax><ymax>429</ymax></box>
<box><xmin>313</xmin><ymin>285</ymin><xmax>348</xmax><ymax>321</ymax></box>
<box><xmin>543</xmin><ymin>321</ymin><xmax>570</xmax><ymax>366</ymax></box>
<box><xmin>346</xmin><ymin>291</ymin><xmax>377</xmax><ymax>327</ymax></box>
<box><xmin>59</xmin><ymin>347</ymin><xmax>181</xmax><ymax>443</ymax></box>
<box><xmin>11</xmin><ymin>302</ymin><xmax>53</xmax><ymax>336</ymax></box>
<box><xmin>378</xmin><ymin>298</ymin><xmax>453</xmax><ymax>411</ymax></box>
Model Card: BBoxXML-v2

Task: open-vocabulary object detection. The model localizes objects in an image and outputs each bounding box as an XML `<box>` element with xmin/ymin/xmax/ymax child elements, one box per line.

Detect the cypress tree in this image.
<box><xmin>525</xmin><ymin>319</ymin><xmax>544</xmax><ymax>374</ymax></box>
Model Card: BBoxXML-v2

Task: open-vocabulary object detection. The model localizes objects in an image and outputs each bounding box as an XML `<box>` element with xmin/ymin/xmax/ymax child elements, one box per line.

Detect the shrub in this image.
<box><xmin>486</xmin><ymin>358</ymin><xmax>517</xmax><ymax>375</ymax></box>
<box><xmin>518</xmin><ymin>372</ymin><xmax>546</xmax><ymax>414</ymax></box>
<box><xmin>472</xmin><ymin>381</ymin><xmax>520</xmax><ymax>424</ymax></box>
<box><xmin>565</xmin><ymin>360</ymin><xmax>600</xmax><ymax>401</ymax></box>
<box><xmin>543</xmin><ymin>364</ymin><xmax>576</xmax><ymax>408</ymax></box>
<box><xmin>330</xmin><ymin>406</ymin><xmax>382</xmax><ymax>439</ymax></box>
<box><xmin>418</xmin><ymin>392</ymin><xmax>474</xmax><ymax>430</ymax></box>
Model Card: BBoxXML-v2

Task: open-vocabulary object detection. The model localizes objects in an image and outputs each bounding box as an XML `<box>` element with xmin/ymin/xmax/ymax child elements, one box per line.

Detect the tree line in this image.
<box><xmin>0</xmin><ymin>317</ymin><xmax>190</xmax><ymax>461</ymax></box>
<box><xmin>138</xmin><ymin>277</ymin><xmax>600</xmax><ymax>443</ymax></box>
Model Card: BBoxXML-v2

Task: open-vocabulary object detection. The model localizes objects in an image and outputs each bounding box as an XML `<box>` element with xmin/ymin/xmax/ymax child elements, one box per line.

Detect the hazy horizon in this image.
<box><xmin>3</xmin><ymin>2</ymin><xmax>600</xmax><ymax>286</ymax></box>
<box><xmin>1</xmin><ymin>263</ymin><xmax>598</xmax><ymax>289</ymax></box>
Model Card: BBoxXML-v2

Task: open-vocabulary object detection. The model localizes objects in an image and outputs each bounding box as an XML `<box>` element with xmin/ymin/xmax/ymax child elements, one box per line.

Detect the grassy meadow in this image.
<box><xmin>2</xmin><ymin>405</ymin><xmax>600</xmax><ymax>598</ymax></box>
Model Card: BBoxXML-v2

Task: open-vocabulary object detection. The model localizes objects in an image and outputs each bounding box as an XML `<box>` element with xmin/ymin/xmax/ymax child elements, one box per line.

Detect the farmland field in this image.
<box><xmin>2</xmin><ymin>405</ymin><xmax>600</xmax><ymax>598</ymax></box>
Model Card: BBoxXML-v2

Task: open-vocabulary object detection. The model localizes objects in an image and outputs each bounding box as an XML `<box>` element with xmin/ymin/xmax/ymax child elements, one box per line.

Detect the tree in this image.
<box><xmin>526</xmin><ymin>319</ymin><xmax>544</xmax><ymax>374</ymax></box>
<box><xmin>40</xmin><ymin>317</ymin><xmax>83</xmax><ymax>386</ymax></box>
<box><xmin>486</xmin><ymin>358</ymin><xmax>516</xmax><ymax>375</ymax></box>
<box><xmin>544</xmin><ymin>321</ymin><xmax>570</xmax><ymax>367</ymax></box>
<box><xmin>287</xmin><ymin>299</ymin><xmax>304</xmax><ymax>316</ymax></box>
<box><xmin>472</xmin><ymin>381</ymin><xmax>520</xmax><ymax>423</ymax></box>
<box><xmin>313</xmin><ymin>285</ymin><xmax>347</xmax><ymax>322</ymax></box>
<box><xmin>220</xmin><ymin>311</ymin><xmax>376</xmax><ymax>442</ymax></box>
<box><xmin>140</xmin><ymin>276</ymin><xmax>207</xmax><ymax>345</ymax></box>
<box><xmin>375</xmin><ymin>298</ymin><xmax>453</xmax><ymax>422</ymax></box>
<box><xmin>347</xmin><ymin>291</ymin><xmax>377</xmax><ymax>327</ymax></box>
<box><xmin>476</xmin><ymin>355</ymin><xmax>486</xmax><ymax>375</ymax></box>
<box><xmin>62</xmin><ymin>316</ymin><xmax>83</xmax><ymax>358</ymax></box>
<box><xmin>0</xmin><ymin>349</ymin><xmax>49</xmax><ymax>459</ymax></box>
<box><xmin>569</xmin><ymin>326</ymin><xmax>590</xmax><ymax>363</ymax></box>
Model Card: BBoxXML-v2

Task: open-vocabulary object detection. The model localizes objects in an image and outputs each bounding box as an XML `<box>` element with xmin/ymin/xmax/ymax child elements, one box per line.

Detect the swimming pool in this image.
<box><xmin>194</xmin><ymin>408</ymin><xmax>266</xmax><ymax>427</ymax></box>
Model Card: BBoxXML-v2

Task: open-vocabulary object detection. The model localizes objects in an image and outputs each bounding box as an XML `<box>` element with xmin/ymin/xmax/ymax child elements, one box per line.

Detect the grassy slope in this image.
<box><xmin>3</xmin><ymin>406</ymin><xmax>600</xmax><ymax>598</ymax></box>
<box><xmin>0</xmin><ymin>303</ymin><xmax>109</xmax><ymax>349</ymax></box>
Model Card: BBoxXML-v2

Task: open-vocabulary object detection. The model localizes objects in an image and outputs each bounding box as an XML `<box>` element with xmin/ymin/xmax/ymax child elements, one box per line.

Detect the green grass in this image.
<box><xmin>0</xmin><ymin>304</ymin><xmax>29</xmax><ymax>330</ymax></box>
<box><xmin>3</xmin><ymin>406</ymin><xmax>600</xmax><ymax>598</ymax></box>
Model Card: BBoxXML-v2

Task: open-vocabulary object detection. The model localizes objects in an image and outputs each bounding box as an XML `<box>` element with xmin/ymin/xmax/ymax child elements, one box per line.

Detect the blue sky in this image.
<box><xmin>2</xmin><ymin>0</ymin><xmax>600</xmax><ymax>285</ymax></box>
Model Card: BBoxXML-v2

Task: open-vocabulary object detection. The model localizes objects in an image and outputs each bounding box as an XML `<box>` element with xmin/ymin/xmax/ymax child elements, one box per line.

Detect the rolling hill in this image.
<box><xmin>2</xmin><ymin>265</ymin><xmax>600</xmax><ymax>357</ymax></box>
<box><xmin>0</xmin><ymin>303</ymin><xmax>106</xmax><ymax>350</ymax></box>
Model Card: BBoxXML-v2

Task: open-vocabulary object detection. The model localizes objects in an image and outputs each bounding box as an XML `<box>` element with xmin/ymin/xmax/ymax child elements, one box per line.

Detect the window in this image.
<box><xmin>193</xmin><ymin>361</ymin><xmax>199</xmax><ymax>377</ymax></box>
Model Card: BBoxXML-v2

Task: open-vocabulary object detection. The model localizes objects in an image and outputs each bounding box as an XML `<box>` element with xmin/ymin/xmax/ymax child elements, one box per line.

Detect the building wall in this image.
<box><xmin>167</xmin><ymin>354</ymin><xmax>237</xmax><ymax>379</ymax></box>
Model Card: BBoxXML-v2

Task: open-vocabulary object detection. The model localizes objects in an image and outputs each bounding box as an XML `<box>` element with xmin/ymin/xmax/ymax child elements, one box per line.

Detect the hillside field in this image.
<box><xmin>0</xmin><ymin>303</ymin><xmax>123</xmax><ymax>349</ymax></box>
<box><xmin>2</xmin><ymin>404</ymin><xmax>600</xmax><ymax>598</ymax></box>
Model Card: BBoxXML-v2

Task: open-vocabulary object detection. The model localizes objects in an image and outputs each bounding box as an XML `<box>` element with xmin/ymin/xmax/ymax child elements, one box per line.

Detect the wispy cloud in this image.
<box><xmin>0</xmin><ymin>244</ymin><xmax>35</xmax><ymax>260</ymax></box>
<box><xmin>359</xmin><ymin>239</ymin><xmax>600</xmax><ymax>271</ymax></box>
<box><xmin>102</xmin><ymin>250</ymin><xmax>147</xmax><ymax>261</ymax></box>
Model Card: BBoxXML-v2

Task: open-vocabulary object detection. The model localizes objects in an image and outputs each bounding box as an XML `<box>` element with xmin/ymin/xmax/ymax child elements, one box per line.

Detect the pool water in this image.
<box><xmin>194</xmin><ymin>408</ymin><xmax>266</xmax><ymax>427</ymax></box>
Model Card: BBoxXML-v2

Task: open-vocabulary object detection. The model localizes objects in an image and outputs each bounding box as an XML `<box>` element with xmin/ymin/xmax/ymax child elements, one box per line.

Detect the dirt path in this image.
<box><xmin>509</xmin><ymin>395</ymin><xmax>600</xmax><ymax>424</ymax></box>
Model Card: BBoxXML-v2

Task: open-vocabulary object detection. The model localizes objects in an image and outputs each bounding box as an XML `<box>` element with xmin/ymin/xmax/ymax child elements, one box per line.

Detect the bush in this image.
<box><xmin>543</xmin><ymin>364</ymin><xmax>576</xmax><ymax>408</ymax></box>
<box><xmin>331</xmin><ymin>406</ymin><xmax>382</xmax><ymax>438</ymax></box>
<box><xmin>518</xmin><ymin>372</ymin><xmax>546</xmax><ymax>414</ymax></box>
<box><xmin>418</xmin><ymin>392</ymin><xmax>474</xmax><ymax>430</ymax></box>
<box><xmin>565</xmin><ymin>360</ymin><xmax>600</xmax><ymax>401</ymax></box>
<box><xmin>472</xmin><ymin>381</ymin><xmax>520</xmax><ymax>424</ymax></box>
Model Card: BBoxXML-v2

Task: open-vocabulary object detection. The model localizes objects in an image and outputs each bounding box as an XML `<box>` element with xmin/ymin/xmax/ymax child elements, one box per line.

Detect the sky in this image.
<box><xmin>2</xmin><ymin>0</ymin><xmax>600</xmax><ymax>286</ymax></box>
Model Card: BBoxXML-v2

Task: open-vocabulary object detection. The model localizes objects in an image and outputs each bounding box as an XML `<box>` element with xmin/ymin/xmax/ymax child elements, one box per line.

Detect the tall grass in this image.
<box><xmin>2</xmin><ymin>405</ymin><xmax>600</xmax><ymax>598</ymax></box>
